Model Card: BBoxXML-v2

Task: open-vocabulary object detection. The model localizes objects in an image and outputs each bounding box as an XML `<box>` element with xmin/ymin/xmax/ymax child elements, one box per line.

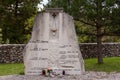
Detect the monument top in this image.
<box><xmin>45</xmin><ymin>8</ymin><xmax>63</xmax><ymax>13</ymax></box>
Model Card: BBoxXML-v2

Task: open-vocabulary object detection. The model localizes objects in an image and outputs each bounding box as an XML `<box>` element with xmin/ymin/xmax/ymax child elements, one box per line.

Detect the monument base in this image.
<box><xmin>25</xmin><ymin>68</ymin><xmax>82</xmax><ymax>75</ymax></box>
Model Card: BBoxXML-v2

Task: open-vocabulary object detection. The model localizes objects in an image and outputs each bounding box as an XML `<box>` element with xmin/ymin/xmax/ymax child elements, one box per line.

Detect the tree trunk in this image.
<box><xmin>96</xmin><ymin>0</ymin><xmax>103</xmax><ymax>64</ymax></box>
<box><xmin>97</xmin><ymin>25</ymin><xmax>103</xmax><ymax>64</ymax></box>
<box><xmin>15</xmin><ymin>0</ymin><xmax>18</xmax><ymax>16</ymax></box>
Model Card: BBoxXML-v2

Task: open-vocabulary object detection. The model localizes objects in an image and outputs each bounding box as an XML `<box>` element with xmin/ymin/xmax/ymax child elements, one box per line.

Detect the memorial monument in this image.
<box><xmin>24</xmin><ymin>8</ymin><xmax>84</xmax><ymax>75</ymax></box>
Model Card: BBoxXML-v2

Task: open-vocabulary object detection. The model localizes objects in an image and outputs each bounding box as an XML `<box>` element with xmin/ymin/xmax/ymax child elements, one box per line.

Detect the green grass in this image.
<box><xmin>0</xmin><ymin>63</ymin><xmax>24</xmax><ymax>76</ymax></box>
<box><xmin>0</xmin><ymin>57</ymin><xmax>120</xmax><ymax>76</ymax></box>
<box><xmin>85</xmin><ymin>57</ymin><xmax>120</xmax><ymax>72</ymax></box>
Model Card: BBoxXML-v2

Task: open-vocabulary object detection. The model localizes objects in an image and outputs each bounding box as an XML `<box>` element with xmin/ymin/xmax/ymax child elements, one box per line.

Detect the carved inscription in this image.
<box><xmin>27</xmin><ymin>43</ymin><xmax>80</xmax><ymax>70</ymax></box>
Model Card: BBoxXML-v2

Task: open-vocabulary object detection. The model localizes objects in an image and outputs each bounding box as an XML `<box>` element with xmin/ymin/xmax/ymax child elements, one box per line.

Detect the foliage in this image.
<box><xmin>75</xmin><ymin>21</ymin><xmax>120</xmax><ymax>43</ymax></box>
<box><xmin>0</xmin><ymin>0</ymin><xmax>41</xmax><ymax>43</ymax></box>
<box><xmin>24</xmin><ymin>16</ymin><xmax>35</xmax><ymax>42</ymax></box>
<box><xmin>75</xmin><ymin>21</ymin><xmax>96</xmax><ymax>43</ymax></box>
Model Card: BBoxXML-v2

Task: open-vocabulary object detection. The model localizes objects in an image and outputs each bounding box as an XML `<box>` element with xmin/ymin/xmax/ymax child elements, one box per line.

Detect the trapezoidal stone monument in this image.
<box><xmin>24</xmin><ymin>8</ymin><xmax>84</xmax><ymax>75</ymax></box>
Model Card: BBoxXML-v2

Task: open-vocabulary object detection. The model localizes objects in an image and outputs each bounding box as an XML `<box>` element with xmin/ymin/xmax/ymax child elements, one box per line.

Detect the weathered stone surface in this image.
<box><xmin>23</xmin><ymin>9</ymin><xmax>84</xmax><ymax>75</ymax></box>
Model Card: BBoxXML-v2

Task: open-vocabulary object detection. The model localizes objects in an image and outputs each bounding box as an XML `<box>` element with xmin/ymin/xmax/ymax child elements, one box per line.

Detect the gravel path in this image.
<box><xmin>0</xmin><ymin>72</ymin><xmax>120</xmax><ymax>80</ymax></box>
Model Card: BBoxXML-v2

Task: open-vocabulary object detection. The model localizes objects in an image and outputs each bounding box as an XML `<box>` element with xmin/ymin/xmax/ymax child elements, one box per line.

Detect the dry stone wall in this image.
<box><xmin>80</xmin><ymin>43</ymin><xmax>120</xmax><ymax>58</ymax></box>
<box><xmin>0</xmin><ymin>44</ymin><xmax>25</xmax><ymax>63</ymax></box>
<box><xmin>0</xmin><ymin>43</ymin><xmax>120</xmax><ymax>63</ymax></box>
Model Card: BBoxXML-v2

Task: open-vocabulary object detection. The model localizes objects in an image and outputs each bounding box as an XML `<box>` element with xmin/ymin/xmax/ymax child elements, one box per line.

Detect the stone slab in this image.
<box><xmin>23</xmin><ymin>8</ymin><xmax>84</xmax><ymax>75</ymax></box>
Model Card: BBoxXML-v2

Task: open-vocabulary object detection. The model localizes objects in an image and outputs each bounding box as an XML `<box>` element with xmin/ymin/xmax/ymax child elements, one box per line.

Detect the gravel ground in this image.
<box><xmin>0</xmin><ymin>71</ymin><xmax>120</xmax><ymax>80</ymax></box>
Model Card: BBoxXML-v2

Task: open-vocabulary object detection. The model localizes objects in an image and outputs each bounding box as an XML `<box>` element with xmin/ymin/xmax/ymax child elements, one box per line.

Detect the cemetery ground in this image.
<box><xmin>0</xmin><ymin>57</ymin><xmax>120</xmax><ymax>76</ymax></box>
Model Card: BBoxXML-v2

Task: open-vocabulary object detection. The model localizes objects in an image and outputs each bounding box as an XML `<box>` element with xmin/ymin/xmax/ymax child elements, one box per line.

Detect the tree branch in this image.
<box><xmin>77</xmin><ymin>32</ymin><xmax>96</xmax><ymax>36</ymax></box>
<box><xmin>74</xmin><ymin>18</ymin><xmax>96</xmax><ymax>27</ymax></box>
<box><xmin>102</xmin><ymin>32</ymin><xmax>120</xmax><ymax>36</ymax></box>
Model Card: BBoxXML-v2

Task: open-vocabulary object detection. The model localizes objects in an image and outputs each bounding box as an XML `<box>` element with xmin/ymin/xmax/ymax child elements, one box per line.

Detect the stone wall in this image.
<box><xmin>0</xmin><ymin>43</ymin><xmax>120</xmax><ymax>63</ymax></box>
<box><xmin>80</xmin><ymin>43</ymin><xmax>120</xmax><ymax>58</ymax></box>
<box><xmin>0</xmin><ymin>44</ymin><xmax>25</xmax><ymax>63</ymax></box>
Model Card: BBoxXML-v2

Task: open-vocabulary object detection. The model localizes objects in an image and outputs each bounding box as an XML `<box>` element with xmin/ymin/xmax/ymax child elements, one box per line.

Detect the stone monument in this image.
<box><xmin>24</xmin><ymin>8</ymin><xmax>84</xmax><ymax>75</ymax></box>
